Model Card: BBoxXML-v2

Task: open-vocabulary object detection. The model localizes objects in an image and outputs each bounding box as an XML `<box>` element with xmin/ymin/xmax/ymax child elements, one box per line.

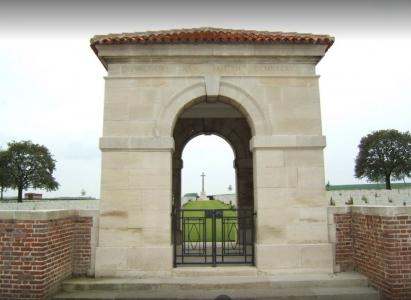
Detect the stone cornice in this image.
<box><xmin>250</xmin><ymin>135</ymin><xmax>326</xmax><ymax>150</ymax></box>
<box><xmin>104</xmin><ymin>56</ymin><xmax>322</xmax><ymax>65</ymax></box>
<box><xmin>95</xmin><ymin>43</ymin><xmax>329</xmax><ymax>70</ymax></box>
<box><xmin>100</xmin><ymin>137</ymin><xmax>174</xmax><ymax>151</ymax></box>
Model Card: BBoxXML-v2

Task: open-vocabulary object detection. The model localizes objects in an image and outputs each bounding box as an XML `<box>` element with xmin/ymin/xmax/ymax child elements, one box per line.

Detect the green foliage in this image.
<box><xmin>0</xmin><ymin>150</ymin><xmax>12</xmax><ymax>200</ymax></box>
<box><xmin>325</xmin><ymin>181</ymin><xmax>331</xmax><ymax>191</ymax></box>
<box><xmin>182</xmin><ymin>200</ymin><xmax>232</xmax><ymax>210</ymax></box>
<box><xmin>4</xmin><ymin>141</ymin><xmax>59</xmax><ymax>202</ymax></box>
<box><xmin>355</xmin><ymin>129</ymin><xmax>411</xmax><ymax>190</ymax></box>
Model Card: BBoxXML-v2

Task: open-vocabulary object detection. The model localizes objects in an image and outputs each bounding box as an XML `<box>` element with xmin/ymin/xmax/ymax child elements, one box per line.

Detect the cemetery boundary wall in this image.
<box><xmin>329</xmin><ymin>206</ymin><xmax>411</xmax><ymax>300</ymax></box>
<box><xmin>0</xmin><ymin>209</ymin><xmax>98</xmax><ymax>300</ymax></box>
<box><xmin>1</xmin><ymin>207</ymin><xmax>410</xmax><ymax>299</ymax></box>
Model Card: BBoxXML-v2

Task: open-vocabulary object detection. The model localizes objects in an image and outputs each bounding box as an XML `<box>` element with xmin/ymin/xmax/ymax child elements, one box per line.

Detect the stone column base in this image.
<box><xmin>256</xmin><ymin>243</ymin><xmax>333</xmax><ymax>274</ymax></box>
<box><xmin>95</xmin><ymin>245</ymin><xmax>173</xmax><ymax>278</ymax></box>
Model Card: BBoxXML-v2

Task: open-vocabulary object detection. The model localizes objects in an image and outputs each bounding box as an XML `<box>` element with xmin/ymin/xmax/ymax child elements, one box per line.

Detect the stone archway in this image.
<box><xmin>172</xmin><ymin>99</ymin><xmax>255</xmax><ymax>266</ymax></box>
<box><xmin>92</xmin><ymin>28</ymin><xmax>335</xmax><ymax>277</ymax></box>
<box><xmin>172</xmin><ymin>99</ymin><xmax>253</xmax><ymax>211</ymax></box>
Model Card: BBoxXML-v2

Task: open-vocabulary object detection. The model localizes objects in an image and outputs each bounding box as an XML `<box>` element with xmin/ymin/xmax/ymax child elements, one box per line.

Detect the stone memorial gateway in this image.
<box><xmin>3</xmin><ymin>28</ymin><xmax>411</xmax><ymax>300</ymax></box>
<box><xmin>91</xmin><ymin>28</ymin><xmax>335</xmax><ymax>276</ymax></box>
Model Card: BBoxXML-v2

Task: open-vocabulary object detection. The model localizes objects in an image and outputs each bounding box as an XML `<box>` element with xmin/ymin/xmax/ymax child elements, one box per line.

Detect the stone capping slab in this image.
<box><xmin>250</xmin><ymin>135</ymin><xmax>326</xmax><ymax>150</ymax></box>
<box><xmin>328</xmin><ymin>205</ymin><xmax>411</xmax><ymax>217</ymax></box>
<box><xmin>100</xmin><ymin>137</ymin><xmax>174</xmax><ymax>151</ymax></box>
<box><xmin>0</xmin><ymin>209</ymin><xmax>99</xmax><ymax>221</ymax></box>
<box><xmin>104</xmin><ymin>75</ymin><xmax>321</xmax><ymax>80</ymax></box>
<box><xmin>95</xmin><ymin>44</ymin><xmax>329</xmax><ymax>60</ymax></box>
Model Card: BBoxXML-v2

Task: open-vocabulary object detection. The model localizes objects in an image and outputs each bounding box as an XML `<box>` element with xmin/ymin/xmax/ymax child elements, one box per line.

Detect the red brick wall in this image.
<box><xmin>0</xmin><ymin>216</ymin><xmax>93</xmax><ymax>300</ymax></box>
<box><xmin>334</xmin><ymin>213</ymin><xmax>355</xmax><ymax>272</ymax></box>
<box><xmin>0</xmin><ymin>220</ymin><xmax>48</xmax><ymax>299</ymax></box>
<box><xmin>352</xmin><ymin>214</ymin><xmax>388</xmax><ymax>296</ymax></box>
<box><xmin>334</xmin><ymin>211</ymin><xmax>411</xmax><ymax>300</ymax></box>
<box><xmin>72</xmin><ymin>217</ymin><xmax>93</xmax><ymax>275</ymax></box>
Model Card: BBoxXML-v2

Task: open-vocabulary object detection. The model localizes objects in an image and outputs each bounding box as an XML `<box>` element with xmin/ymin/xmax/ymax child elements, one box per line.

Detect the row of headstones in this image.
<box><xmin>327</xmin><ymin>189</ymin><xmax>411</xmax><ymax>206</ymax></box>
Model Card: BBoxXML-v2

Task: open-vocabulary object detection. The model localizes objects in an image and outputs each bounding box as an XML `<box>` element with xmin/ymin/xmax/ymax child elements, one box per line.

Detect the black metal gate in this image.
<box><xmin>173</xmin><ymin>208</ymin><xmax>255</xmax><ymax>266</ymax></box>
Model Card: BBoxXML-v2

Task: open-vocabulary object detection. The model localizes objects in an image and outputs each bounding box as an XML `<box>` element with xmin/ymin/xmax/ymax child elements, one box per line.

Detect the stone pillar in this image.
<box><xmin>96</xmin><ymin>137</ymin><xmax>174</xmax><ymax>277</ymax></box>
<box><xmin>252</xmin><ymin>135</ymin><xmax>333</xmax><ymax>274</ymax></box>
<box><xmin>172</xmin><ymin>158</ymin><xmax>183</xmax><ymax>210</ymax></box>
<box><xmin>234</xmin><ymin>158</ymin><xmax>254</xmax><ymax>209</ymax></box>
<box><xmin>172</xmin><ymin>157</ymin><xmax>183</xmax><ymax>245</ymax></box>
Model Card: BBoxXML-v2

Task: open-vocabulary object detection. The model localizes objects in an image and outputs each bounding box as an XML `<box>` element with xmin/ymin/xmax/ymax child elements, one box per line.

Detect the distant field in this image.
<box><xmin>327</xmin><ymin>183</ymin><xmax>411</xmax><ymax>191</ymax></box>
<box><xmin>180</xmin><ymin>200</ymin><xmax>236</xmax><ymax>242</ymax></box>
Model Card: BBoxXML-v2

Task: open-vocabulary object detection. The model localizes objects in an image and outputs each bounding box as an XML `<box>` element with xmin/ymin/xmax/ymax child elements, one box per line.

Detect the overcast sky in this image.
<box><xmin>0</xmin><ymin>0</ymin><xmax>410</xmax><ymax>198</ymax></box>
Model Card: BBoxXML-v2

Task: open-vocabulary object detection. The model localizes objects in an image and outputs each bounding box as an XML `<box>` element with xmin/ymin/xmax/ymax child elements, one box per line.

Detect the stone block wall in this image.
<box><xmin>329</xmin><ymin>206</ymin><xmax>411</xmax><ymax>300</ymax></box>
<box><xmin>327</xmin><ymin>188</ymin><xmax>411</xmax><ymax>206</ymax></box>
<box><xmin>0</xmin><ymin>210</ymin><xmax>97</xmax><ymax>300</ymax></box>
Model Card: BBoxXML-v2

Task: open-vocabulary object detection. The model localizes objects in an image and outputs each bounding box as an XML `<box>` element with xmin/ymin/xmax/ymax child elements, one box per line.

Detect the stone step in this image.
<box><xmin>54</xmin><ymin>286</ymin><xmax>379</xmax><ymax>300</ymax></box>
<box><xmin>172</xmin><ymin>266</ymin><xmax>259</xmax><ymax>277</ymax></box>
<box><xmin>60</xmin><ymin>272</ymin><xmax>370</xmax><ymax>293</ymax></box>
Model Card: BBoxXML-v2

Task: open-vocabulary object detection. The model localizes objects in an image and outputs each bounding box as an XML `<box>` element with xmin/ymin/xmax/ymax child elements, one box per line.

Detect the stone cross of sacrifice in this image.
<box><xmin>201</xmin><ymin>172</ymin><xmax>206</xmax><ymax>193</ymax></box>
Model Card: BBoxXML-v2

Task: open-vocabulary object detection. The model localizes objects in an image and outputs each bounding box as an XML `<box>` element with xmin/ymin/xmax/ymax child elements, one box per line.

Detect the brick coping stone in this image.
<box><xmin>0</xmin><ymin>209</ymin><xmax>98</xmax><ymax>220</ymax></box>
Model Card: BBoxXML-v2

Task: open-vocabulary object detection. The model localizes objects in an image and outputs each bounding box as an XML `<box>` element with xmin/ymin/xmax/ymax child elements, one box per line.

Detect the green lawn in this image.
<box><xmin>180</xmin><ymin>200</ymin><xmax>237</xmax><ymax>242</ymax></box>
<box><xmin>182</xmin><ymin>199</ymin><xmax>233</xmax><ymax>210</ymax></box>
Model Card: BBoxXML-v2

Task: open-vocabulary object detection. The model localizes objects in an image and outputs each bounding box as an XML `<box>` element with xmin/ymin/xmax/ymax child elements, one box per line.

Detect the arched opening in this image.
<box><xmin>181</xmin><ymin>135</ymin><xmax>237</xmax><ymax>207</ymax></box>
<box><xmin>172</xmin><ymin>98</ymin><xmax>255</xmax><ymax>266</ymax></box>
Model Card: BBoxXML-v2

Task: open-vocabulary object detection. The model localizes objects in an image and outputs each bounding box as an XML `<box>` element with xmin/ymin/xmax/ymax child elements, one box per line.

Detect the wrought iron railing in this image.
<box><xmin>173</xmin><ymin>208</ymin><xmax>255</xmax><ymax>266</ymax></box>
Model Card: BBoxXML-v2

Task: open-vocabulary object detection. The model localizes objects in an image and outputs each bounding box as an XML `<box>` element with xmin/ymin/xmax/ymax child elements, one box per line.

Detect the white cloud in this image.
<box><xmin>1</xmin><ymin>9</ymin><xmax>410</xmax><ymax>198</ymax></box>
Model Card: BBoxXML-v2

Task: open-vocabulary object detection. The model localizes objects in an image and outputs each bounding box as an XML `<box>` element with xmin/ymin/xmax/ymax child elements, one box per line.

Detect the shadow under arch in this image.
<box><xmin>171</xmin><ymin>92</ymin><xmax>256</xmax><ymax>267</ymax></box>
<box><xmin>180</xmin><ymin>132</ymin><xmax>236</xmax><ymax>158</ymax></box>
<box><xmin>175</xmin><ymin>126</ymin><xmax>250</xmax><ymax>161</ymax></box>
<box><xmin>156</xmin><ymin>81</ymin><xmax>268</xmax><ymax>138</ymax></box>
<box><xmin>172</xmin><ymin>99</ymin><xmax>254</xmax><ymax>212</ymax></box>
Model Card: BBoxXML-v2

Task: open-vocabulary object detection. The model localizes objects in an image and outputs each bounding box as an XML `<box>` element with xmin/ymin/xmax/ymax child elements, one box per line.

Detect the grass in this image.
<box><xmin>180</xmin><ymin>200</ymin><xmax>237</xmax><ymax>242</ymax></box>
<box><xmin>182</xmin><ymin>199</ymin><xmax>233</xmax><ymax>210</ymax></box>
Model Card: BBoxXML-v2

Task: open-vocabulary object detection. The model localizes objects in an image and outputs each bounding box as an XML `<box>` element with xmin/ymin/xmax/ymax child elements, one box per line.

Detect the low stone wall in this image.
<box><xmin>327</xmin><ymin>188</ymin><xmax>411</xmax><ymax>206</ymax></box>
<box><xmin>0</xmin><ymin>210</ymin><xmax>98</xmax><ymax>300</ymax></box>
<box><xmin>0</xmin><ymin>199</ymin><xmax>99</xmax><ymax>210</ymax></box>
<box><xmin>329</xmin><ymin>206</ymin><xmax>411</xmax><ymax>300</ymax></box>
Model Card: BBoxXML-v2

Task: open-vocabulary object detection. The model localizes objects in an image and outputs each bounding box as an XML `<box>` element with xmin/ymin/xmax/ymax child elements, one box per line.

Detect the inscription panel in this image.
<box><xmin>108</xmin><ymin>62</ymin><xmax>316</xmax><ymax>77</ymax></box>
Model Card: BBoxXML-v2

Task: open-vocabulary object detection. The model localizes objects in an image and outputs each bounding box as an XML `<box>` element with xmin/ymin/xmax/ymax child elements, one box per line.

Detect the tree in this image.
<box><xmin>0</xmin><ymin>150</ymin><xmax>12</xmax><ymax>200</ymax></box>
<box><xmin>5</xmin><ymin>141</ymin><xmax>59</xmax><ymax>202</ymax></box>
<box><xmin>355</xmin><ymin>129</ymin><xmax>411</xmax><ymax>190</ymax></box>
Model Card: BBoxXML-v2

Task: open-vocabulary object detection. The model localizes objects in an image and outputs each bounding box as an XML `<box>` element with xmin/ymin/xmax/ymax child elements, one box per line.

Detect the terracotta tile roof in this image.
<box><xmin>91</xmin><ymin>27</ymin><xmax>334</xmax><ymax>50</ymax></box>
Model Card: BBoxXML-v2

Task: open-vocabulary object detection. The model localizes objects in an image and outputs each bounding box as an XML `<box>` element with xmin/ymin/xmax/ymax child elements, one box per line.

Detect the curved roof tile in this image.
<box><xmin>91</xmin><ymin>27</ymin><xmax>334</xmax><ymax>50</ymax></box>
